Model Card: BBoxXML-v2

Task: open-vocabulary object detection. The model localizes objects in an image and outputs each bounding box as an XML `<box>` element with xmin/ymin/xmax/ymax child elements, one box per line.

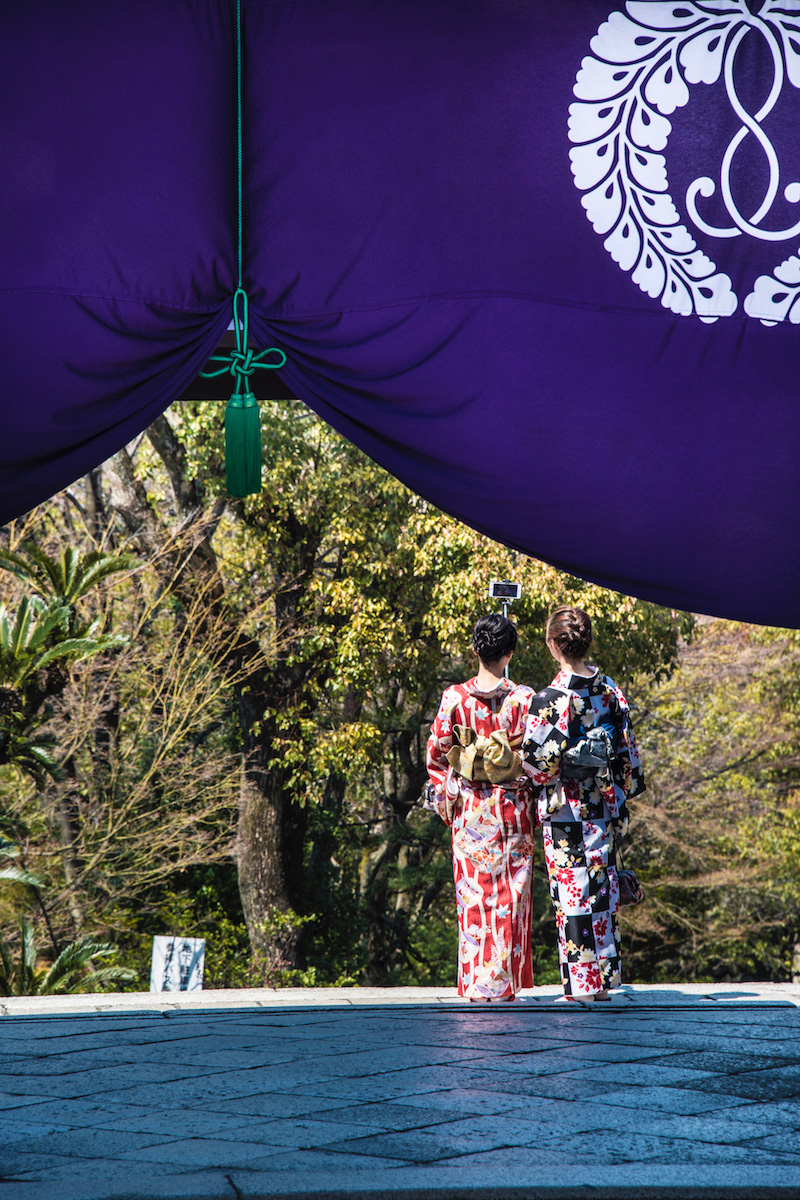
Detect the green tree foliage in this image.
<box><xmin>0</xmin><ymin>837</ymin><xmax>136</xmax><ymax>995</ymax></box>
<box><xmin>0</xmin><ymin>521</ymin><xmax>264</xmax><ymax>963</ymax></box>
<box><xmin>0</xmin><ymin>546</ymin><xmax>130</xmax><ymax>787</ymax></box>
<box><xmin>623</xmin><ymin>620</ymin><xmax>800</xmax><ymax>983</ymax></box>
<box><xmin>9</xmin><ymin>396</ymin><xmax>768</xmax><ymax>993</ymax></box>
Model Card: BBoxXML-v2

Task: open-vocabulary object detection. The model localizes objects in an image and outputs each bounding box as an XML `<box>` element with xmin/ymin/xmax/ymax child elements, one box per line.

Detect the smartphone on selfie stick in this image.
<box><xmin>488</xmin><ymin>580</ymin><xmax>521</xmax><ymax>678</ymax></box>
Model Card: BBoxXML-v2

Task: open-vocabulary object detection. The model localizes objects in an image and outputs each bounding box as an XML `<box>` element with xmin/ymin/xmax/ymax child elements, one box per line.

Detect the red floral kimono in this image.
<box><xmin>425</xmin><ymin>677</ymin><xmax>534</xmax><ymax>1000</ymax></box>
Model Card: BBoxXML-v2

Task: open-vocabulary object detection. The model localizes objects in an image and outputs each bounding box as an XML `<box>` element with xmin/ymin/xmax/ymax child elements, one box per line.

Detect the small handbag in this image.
<box><xmin>562</xmin><ymin>722</ymin><xmax>618</xmax><ymax>780</ymax></box>
<box><xmin>616</xmin><ymin>842</ymin><xmax>644</xmax><ymax>906</ymax></box>
<box><xmin>618</xmin><ymin>868</ymin><xmax>644</xmax><ymax>906</ymax></box>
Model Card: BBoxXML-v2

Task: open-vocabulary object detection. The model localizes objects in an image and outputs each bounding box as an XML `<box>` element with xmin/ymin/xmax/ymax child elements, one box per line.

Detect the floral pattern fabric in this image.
<box><xmin>501</xmin><ymin>670</ymin><xmax>644</xmax><ymax>998</ymax></box>
<box><xmin>426</xmin><ymin>677</ymin><xmax>534</xmax><ymax>1000</ymax></box>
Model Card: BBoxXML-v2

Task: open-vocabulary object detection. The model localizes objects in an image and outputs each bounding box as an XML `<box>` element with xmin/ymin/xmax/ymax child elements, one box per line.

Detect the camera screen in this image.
<box><xmin>490</xmin><ymin>581</ymin><xmax>520</xmax><ymax>599</ymax></box>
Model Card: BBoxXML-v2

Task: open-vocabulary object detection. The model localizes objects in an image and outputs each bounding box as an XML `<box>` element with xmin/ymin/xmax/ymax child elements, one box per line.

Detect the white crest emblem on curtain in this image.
<box><xmin>569</xmin><ymin>1</ymin><xmax>800</xmax><ymax>325</ymax></box>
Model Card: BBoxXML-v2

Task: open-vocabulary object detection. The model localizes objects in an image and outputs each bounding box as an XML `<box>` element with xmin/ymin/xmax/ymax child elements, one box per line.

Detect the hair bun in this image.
<box><xmin>472</xmin><ymin>613</ymin><xmax>518</xmax><ymax>663</ymax></box>
<box><xmin>546</xmin><ymin>606</ymin><xmax>593</xmax><ymax>660</ymax></box>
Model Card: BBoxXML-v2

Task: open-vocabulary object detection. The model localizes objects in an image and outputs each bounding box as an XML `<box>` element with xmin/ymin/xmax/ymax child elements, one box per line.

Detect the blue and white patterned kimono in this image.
<box><xmin>510</xmin><ymin>668</ymin><xmax>644</xmax><ymax>998</ymax></box>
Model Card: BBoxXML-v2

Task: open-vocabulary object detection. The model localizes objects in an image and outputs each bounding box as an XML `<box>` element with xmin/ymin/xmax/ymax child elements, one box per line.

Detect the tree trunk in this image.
<box><xmin>52</xmin><ymin>789</ymin><xmax>85</xmax><ymax>933</ymax></box>
<box><xmin>236</xmin><ymin>767</ymin><xmax>307</xmax><ymax>973</ymax></box>
<box><xmin>233</xmin><ymin>659</ymin><xmax>309</xmax><ymax>974</ymax></box>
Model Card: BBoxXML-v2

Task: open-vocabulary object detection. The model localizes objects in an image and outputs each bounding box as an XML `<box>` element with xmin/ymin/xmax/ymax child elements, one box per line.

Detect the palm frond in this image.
<box><xmin>0</xmin><ymin>726</ymin><xmax>61</xmax><ymax>786</ymax></box>
<box><xmin>0</xmin><ymin>545</ymin><xmax>134</xmax><ymax>607</ymax></box>
<box><xmin>0</xmin><ymin>599</ymin><xmax>70</xmax><ymax>685</ymax></box>
<box><xmin>0</xmin><ymin>864</ymin><xmax>44</xmax><ymax>887</ymax></box>
<box><xmin>60</xmin><ymin>546</ymin><xmax>78</xmax><ymax>598</ymax></box>
<box><xmin>66</xmin><ymin>966</ymin><xmax>138</xmax><ymax>994</ymax></box>
<box><xmin>10</xmin><ymin>544</ymin><xmax>66</xmax><ymax>597</ymax></box>
<box><xmin>25</xmin><ymin>604</ymin><xmax>71</xmax><ymax>652</ymax></box>
<box><xmin>34</xmin><ymin>633</ymin><xmax>129</xmax><ymax>671</ymax></box>
<box><xmin>40</xmin><ymin>940</ymin><xmax>116</xmax><ymax>992</ymax></box>
<box><xmin>0</xmin><ymin>549</ymin><xmax>39</xmax><ymax>585</ymax></box>
<box><xmin>8</xmin><ymin>597</ymin><xmax>37</xmax><ymax>659</ymax></box>
<box><xmin>68</xmin><ymin>553</ymin><xmax>135</xmax><ymax>603</ymax></box>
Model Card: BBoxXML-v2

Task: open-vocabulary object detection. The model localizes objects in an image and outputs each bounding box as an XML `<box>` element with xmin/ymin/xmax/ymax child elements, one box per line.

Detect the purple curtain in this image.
<box><xmin>2</xmin><ymin>1</ymin><xmax>799</xmax><ymax>626</ymax></box>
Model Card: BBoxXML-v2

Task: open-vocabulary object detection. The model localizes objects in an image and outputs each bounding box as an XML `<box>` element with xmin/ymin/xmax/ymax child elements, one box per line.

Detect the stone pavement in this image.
<box><xmin>2</xmin><ymin>984</ymin><xmax>800</xmax><ymax>1199</ymax></box>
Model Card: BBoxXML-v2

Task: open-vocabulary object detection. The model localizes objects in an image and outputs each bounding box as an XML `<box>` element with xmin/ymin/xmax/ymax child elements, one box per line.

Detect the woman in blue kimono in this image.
<box><xmin>504</xmin><ymin>606</ymin><xmax>644</xmax><ymax>1001</ymax></box>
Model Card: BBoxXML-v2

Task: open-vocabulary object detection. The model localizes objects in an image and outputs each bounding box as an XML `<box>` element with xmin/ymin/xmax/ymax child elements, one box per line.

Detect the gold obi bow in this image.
<box><xmin>446</xmin><ymin>726</ymin><xmax>522</xmax><ymax>784</ymax></box>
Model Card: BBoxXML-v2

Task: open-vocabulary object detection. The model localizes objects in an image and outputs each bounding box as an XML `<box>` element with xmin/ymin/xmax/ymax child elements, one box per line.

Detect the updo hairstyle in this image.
<box><xmin>545</xmin><ymin>605</ymin><xmax>593</xmax><ymax>661</ymax></box>
<box><xmin>472</xmin><ymin>613</ymin><xmax>518</xmax><ymax>663</ymax></box>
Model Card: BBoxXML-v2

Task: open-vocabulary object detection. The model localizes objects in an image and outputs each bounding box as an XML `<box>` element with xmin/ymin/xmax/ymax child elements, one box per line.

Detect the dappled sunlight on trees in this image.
<box><xmin>1</xmin><ymin>400</ymin><xmax>796</xmax><ymax>990</ymax></box>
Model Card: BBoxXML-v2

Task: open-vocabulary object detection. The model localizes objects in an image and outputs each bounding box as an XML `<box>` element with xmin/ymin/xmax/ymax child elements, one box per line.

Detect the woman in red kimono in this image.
<box><xmin>425</xmin><ymin>615</ymin><xmax>534</xmax><ymax>1001</ymax></box>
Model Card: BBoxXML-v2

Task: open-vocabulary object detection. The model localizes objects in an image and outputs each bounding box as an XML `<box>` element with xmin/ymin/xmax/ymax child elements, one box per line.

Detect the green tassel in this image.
<box><xmin>225</xmin><ymin>391</ymin><xmax>262</xmax><ymax>497</ymax></box>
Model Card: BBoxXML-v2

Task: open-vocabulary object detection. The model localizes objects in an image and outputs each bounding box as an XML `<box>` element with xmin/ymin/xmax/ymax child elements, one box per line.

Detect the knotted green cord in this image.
<box><xmin>199</xmin><ymin>0</ymin><xmax>286</xmax><ymax>497</ymax></box>
<box><xmin>200</xmin><ymin>288</ymin><xmax>286</xmax><ymax>392</ymax></box>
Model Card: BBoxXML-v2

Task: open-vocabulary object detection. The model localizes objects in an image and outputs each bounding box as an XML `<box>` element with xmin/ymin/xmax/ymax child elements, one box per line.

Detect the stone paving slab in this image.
<box><xmin>2</xmin><ymin>986</ymin><xmax>800</xmax><ymax>1199</ymax></box>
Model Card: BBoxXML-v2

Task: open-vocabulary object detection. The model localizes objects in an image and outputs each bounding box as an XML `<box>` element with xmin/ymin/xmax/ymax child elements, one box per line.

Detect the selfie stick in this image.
<box><xmin>488</xmin><ymin>580</ymin><xmax>521</xmax><ymax>679</ymax></box>
<box><xmin>503</xmin><ymin>600</ymin><xmax>509</xmax><ymax>679</ymax></box>
<box><xmin>502</xmin><ymin>597</ymin><xmax>510</xmax><ymax>678</ymax></box>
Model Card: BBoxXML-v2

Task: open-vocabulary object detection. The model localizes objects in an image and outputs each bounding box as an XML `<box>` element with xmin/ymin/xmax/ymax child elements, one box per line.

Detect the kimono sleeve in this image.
<box><xmin>610</xmin><ymin>682</ymin><xmax>646</xmax><ymax>801</ymax></box>
<box><xmin>426</xmin><ymin>686</ymin><xmax>459</xmax><ymax>795</ymax></box>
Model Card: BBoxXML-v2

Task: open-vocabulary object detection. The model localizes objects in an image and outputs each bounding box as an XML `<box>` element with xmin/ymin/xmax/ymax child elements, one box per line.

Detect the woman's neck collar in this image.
<box><xmin>474</xmin><ymin>667</ymin><xmax>508</xmax><ymax>692</ymax></box>
<box><xmin>556</xmin><ymin>659</ymin><xmax>596</xmax><ymax>679</ymax></box>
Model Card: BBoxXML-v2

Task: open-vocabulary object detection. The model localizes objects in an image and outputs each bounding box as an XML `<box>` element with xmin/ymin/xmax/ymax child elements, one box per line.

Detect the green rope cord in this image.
<box><xmin>198</xmin><ymin>0</ymin><xmax>287</xmax><ymax>496</ymax></box>
<box><xmin>237</xmin><ymin>0</ymin><xmax>243</xmax><ymax>290</ymax></box>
